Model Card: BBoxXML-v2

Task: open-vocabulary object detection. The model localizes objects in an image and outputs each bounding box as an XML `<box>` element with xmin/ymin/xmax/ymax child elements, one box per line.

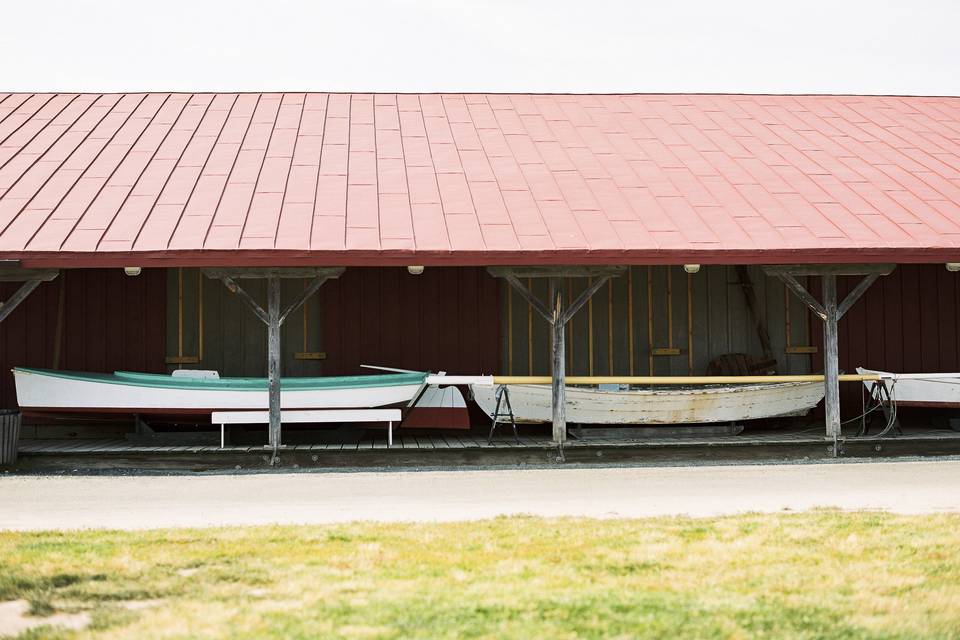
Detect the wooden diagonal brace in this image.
<box><xmin>837</xmin><ymin>273</ymin><xmax>881</xmax><ymax>320</ymax></box>
<box><xmin>777</xmin><ymin>273</ymin><xmax>826</xmax><ymax>319</ymax></box>
<box><xmin>774</xmin><ymin>270</ymin><xmax>884</xmax><ymax>322</ymax></box>
<box><xmin>279</xmin><ymin>275</ymin><xmax>331</xmax><ymax>326</ymax></box>
<box><xmin>503</xmin><ymin>274</ymin><xmax>554</xmax><ymax>324</ymax></box>
<box><xmin>219</xmin><ymin>275</ymin><xmax>269</xmax><ymax>325</ymax></box>
<box><xmin>0</xmin><ymin>276</ymin><xmax>56</xmax><ymax>324</ymax></box>
<box><xmin>562</xmin><ymin>275</ymin><xmax>612</xmax><ymax>326</ymax></box>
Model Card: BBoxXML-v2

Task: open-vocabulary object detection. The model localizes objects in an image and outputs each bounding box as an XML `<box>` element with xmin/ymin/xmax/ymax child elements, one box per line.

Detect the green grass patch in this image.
<box><xmin>1</xmin><ymin>511</ymin><xmax>959</xmax><ymax>639</ymax></box>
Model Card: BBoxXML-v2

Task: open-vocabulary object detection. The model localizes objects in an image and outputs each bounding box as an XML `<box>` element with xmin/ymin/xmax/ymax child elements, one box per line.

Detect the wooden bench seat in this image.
<box><xmin>212</xmin><ymin>409</ymin><xmax>402</xmax><ymax>448</ymax></box>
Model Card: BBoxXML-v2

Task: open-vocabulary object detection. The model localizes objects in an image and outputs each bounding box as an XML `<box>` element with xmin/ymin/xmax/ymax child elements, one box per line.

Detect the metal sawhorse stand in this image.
<box><xmin>487</xmin><ymin>384</ymin><xmax>520</xmax><ymax>444</ymax></box>
<box><xmin>858</xmin><ymin>376</ymin><xmax>902</xmax><ymax>437</ymax></box>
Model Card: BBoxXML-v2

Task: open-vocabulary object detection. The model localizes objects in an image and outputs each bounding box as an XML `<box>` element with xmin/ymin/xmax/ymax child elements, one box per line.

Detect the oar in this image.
<box><xmin>360</xmin><ymin>365</ymin><xmax>442</xmax><ymax>426</ymax></box>
<box><xmin>360</xmin><ymin>364</ymin><xmax>422</xmax><ymax>374</ymax></box>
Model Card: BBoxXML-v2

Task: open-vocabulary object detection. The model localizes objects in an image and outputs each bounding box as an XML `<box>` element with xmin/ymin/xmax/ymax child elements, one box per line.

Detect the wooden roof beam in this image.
<box><xmin>487</xmin><ymin>265</ymin><xmax>626</xmax><ymax>279</ymax></box>
<box><xmin>762</xmin><ymin>264</ymin><xmax>895</xmax><ymax>277</ymax></box>
<box><xmin>0</xmin><ymin>267</ymin><xmax>59</xmax><ymax>282</ymax></box>
<box><xmin>202</xmin><ymin>267</ymin><xmax>345</xmax><ymax>280</ymax></box>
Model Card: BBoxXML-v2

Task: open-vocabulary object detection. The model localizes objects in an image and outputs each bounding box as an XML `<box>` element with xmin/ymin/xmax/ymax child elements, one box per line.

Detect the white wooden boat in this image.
<box><xmin>470</xmin><ymin>381</ymin><xmax>825</xmax><ymax>424</ymax></box>
<box><xmin>857</xmin><ymin>368</ymin><xmax>960</xmax><ymax>407</ymax></box>
<box><xmin>14</xmin><ymin>367</ymin><xmax>429</xmax><ymax>417</ymax></box>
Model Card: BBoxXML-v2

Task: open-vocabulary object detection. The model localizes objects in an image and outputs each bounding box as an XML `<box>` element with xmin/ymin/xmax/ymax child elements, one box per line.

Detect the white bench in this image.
<box><xmin>212</xmin><ymin>409</ymin><xmax>402</xmax><ymax>449</ymax></box>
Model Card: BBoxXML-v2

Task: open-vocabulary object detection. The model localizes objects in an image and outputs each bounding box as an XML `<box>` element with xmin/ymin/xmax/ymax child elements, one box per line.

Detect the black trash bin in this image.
<box><xmin>0</xmin><ymin>410</ymin><xmax>21</xmax><ymax>466</ymax></box>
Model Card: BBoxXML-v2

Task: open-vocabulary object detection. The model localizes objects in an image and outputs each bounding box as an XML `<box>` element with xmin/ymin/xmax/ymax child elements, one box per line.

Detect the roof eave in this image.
<box><xmin>6</xmin><ymin>247</ymin><xmax>960</xmax><ymax>269</ymax></box>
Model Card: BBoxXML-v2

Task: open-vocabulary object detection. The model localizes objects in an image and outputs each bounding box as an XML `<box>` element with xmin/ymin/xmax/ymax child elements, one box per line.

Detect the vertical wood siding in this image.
<box><xmin>321</xmin><ymin>267</ymin><xmax>500</xmax><ymax>376</ymax></box>
<box><xmin>0</xmin><ymin>268</ymin><xmax>166</xmax><ymax>408</ymax></box>
<box><xmin>5</xmin><ymin>264</ymin><xmax>956</xmax><ymax>424</ymax></box>
<box><xmin>168</xmin><ymin>267</ymin><xmax>500</xmax><ymax>378</ymax></box>
<box><xmin>166</xmin><ymin>270</ymin><xmax>327</xmax><ymax>378</ymax></box>
<box><xmin>814</xmin><ymin>264</ymin><xmax>960</xmax><ymax>416</ymax></box>
<box><xmin>502</xmin><ymin>265</ymin><xmax>814</xmax><ymax>377</ymax></box>
<box><xmin>164</xmin><ymin>262</ymin><xmax>960</xmax><ymax>423</ymax></box>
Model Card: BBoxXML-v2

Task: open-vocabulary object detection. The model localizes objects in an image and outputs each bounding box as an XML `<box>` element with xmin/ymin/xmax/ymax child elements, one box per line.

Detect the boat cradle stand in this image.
<box><xmin>487</xmin><ymin>384</ymin><xmax>519</xmax><ymax>444</ymax></box>
<box><xmin>858</xmin><ymin>377</ymin><xmax>903</xmax><ymax>438</ymax></box>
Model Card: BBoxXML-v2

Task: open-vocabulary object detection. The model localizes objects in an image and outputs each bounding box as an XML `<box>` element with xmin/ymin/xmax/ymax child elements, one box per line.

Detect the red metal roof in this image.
<box><xmin>0</xmin><ymin>93</ymin><xmax>958</xmax><ymax>267</ymax></box>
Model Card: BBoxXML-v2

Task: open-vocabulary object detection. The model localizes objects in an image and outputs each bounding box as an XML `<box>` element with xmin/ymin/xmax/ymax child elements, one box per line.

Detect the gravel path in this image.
<box><xmin>2</xmin><ymin>459</ymin><xmax>959</xmax><ymax>530</ymax></box>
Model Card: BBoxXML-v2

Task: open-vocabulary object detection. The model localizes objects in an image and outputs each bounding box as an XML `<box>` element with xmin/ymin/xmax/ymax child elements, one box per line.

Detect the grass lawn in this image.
<box><xmin>1</xmin><ymin>511</ymin><xmax>959</xmax><ymax>639</ymax></box>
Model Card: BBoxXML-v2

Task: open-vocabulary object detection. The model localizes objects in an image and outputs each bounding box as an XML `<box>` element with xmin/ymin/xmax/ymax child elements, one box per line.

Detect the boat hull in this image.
<box><xmin>471</xmin><ymin>382</ymin><xmax>825</xmax><ymax>424</ymax></box>
<box><xmin>14</xmin><ymin>368</ymin><xmax>424</xmax><ymax>415</ymax></box>
<box><xmin>402</xmin><ymin>385</ymin><xmax>471</xmax><ymax>429</ymax></box>
<box><xmin>857</xmin><ymin>368</ymin><xmax>960</xmax><ymax>408</ymax></box>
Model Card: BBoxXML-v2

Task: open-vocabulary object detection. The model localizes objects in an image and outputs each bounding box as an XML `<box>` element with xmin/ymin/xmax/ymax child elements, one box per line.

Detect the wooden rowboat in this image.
<box><xmin>14</xmin><ymin>367</ymin><xmax>429</xmax><ymax>417</ymax></box>
<box><xmin>470</xmin><ymin>381</ymin><xmax>825</xmax><ymax>425</ymax></box>
<box><xmin>857</xmin><ymin>367</ymin><xmax>960</xmax><ymax>408</ymax></box>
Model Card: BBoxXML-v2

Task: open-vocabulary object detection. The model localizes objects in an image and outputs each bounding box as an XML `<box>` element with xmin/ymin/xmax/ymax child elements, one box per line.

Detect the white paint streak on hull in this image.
<box><xmin>471</xmin><ymin>382</ymin><xmax>825</xmax><ymax>424</ymax></box>
<box><xmin>14</xmin><ymin>370</ymin><xmax>422</xmax><ymax>411</ymax></box>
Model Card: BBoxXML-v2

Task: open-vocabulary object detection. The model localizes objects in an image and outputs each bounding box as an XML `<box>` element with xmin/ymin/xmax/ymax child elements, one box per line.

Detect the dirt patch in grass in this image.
<box><xmin>0</xmin><ymin>600</ymin><xmax>90</xmax><ymax>636</ymax></box>
<box><xmin>1</xmin><ymin>511</ymin><xmax>959</xmax><ymax>638</ymax></box>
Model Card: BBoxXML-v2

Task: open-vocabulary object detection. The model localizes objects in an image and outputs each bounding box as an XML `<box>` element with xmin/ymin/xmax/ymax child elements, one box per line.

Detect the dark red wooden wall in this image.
<box><xmin>0</xmin><ymin>268</ymin><xmax>166</xmax><ymax>408</ymax></box>
<box><xmin>320</xmin><ymin>267</ymin><xmax>500</xmax><ymax>376</ymax></box>
<box><xmin>4</xmin><ymin>263</ymin><xmax>954</xmax><ymax>423</ymax></box>
<box><xmin>813</xmin><ymin>264</ymin><xmax>960</xmax><ymax>416</ymax></box>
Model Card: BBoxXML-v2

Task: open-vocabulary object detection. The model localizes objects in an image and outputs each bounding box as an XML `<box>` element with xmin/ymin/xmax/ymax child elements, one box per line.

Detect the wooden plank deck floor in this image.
<box><xmin>16</xmin><ymin>428</ymin><xmax>960</xmax><ymax>455</ymax></box>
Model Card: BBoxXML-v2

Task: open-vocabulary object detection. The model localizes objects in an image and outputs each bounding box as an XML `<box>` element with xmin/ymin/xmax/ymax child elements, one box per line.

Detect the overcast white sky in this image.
<box><xmin>2</xmin><ymin>0</ymin><xmax>958</xmax><ymax>95</ymax></box>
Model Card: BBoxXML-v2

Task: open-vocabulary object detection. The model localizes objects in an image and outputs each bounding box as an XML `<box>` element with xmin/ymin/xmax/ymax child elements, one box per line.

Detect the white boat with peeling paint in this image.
<box><xmin>470</xmin><ymin>381</ymin><xmax>825</xmax><ymax>424</ymax></box>
<box><xmin>857</xmin><ymin>368</ymin><xmax>960</xmax><ymax>407</ymax></box>
<box><xmin>14</xmin><ymin>367</ymin><xmax>429</xmax><ymax>417</ymax></box>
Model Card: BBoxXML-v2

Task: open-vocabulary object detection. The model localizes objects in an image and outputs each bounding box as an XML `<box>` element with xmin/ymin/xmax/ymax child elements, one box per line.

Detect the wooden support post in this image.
<box><xmin>765</xmin><ymin>264</ymin><xmax>892</xmax><ymax>458</ymax></box>
<box><xmin>52</xmin><ymin>274</ymin><xmax>66</xmax><ymax>368</ymax></box>
<box><xmin>550</xmin><ymin>278</ymin><xmax>566</xmax><ymax>445</ymax></box>
<box><xmin>822</xmin><ymin>274</ymin><xmax>841</xmax><ymax>455</ymax></box>
<box><xmin>207</xmin><ymin>268</ymin><xmax>344</xmax><ymax>463</ymax></box>
<box><xmin>267</xmin><ymin>276</ymin><xmax>282</xmax><ymax>458</ymax></box>
<box><xmin>491</xmin><ymin>267</ymin><xmax>623</xmax><ymax>449</ymax></box>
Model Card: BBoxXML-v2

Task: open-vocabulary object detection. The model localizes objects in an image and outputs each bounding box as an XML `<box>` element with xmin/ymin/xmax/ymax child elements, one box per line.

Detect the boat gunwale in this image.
<box><xmin>13</xmin><ymin>367</ymin><xmax>428</xmax><ymax>392</ymax></box>
<box><xmin>856</xmin><ymin>367</ymin><xmax>960</xmax><ymax>382</ymax></box>
<box><xmin>473</xmin><ymin>380</ymin><xmax>825</xmax><ymax>397</ymax></box>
